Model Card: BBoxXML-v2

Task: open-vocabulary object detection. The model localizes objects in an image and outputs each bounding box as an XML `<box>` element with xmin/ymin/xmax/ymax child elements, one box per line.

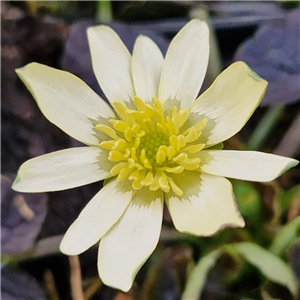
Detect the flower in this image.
<box><xmin>12</xmin><ymin>19</ymin><xmax>298</xmax><ymax>292</ymax></box>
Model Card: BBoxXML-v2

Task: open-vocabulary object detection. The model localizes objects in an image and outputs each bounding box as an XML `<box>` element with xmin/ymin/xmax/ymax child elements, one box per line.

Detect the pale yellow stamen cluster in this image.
<box><xmin>96</xmin><ymin>96</ymin><xmax>207</xmax><ymax>196</ymax></box>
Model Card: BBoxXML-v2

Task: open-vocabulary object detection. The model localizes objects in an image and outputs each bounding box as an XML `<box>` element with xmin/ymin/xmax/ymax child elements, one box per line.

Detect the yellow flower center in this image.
<box><xmin>95</xmin><ymin>96</ymin><xmax>207</xmax><ymax>196</ymax></box>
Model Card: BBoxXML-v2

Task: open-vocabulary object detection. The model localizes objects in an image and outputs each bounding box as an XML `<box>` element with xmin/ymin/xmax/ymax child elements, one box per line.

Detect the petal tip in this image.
<box><xmin>280</xmin><ymin>158</ymin><xmax>299</xmax><ymax>176</ymax></box>
<box><xmin>261</xmin><ymin>156</ymin><xmax>299</xmax><ymax>182</ymax></box>
<box><xmin>11</xmin><ymin>171</ymin><xmax>27</xmax><ymax>193</ymax></box>
<box><xmin>235</xmin><ymin>215</ymin><xmax>246</xmax><ymax>228</ymax></box>
<box><xmin>99</xmin><ymin>266</ymin><xmax>133</xmax><ymax>292</ymax></box>
<box><xmin>15</xmin><ymin>62</ymin><xmax>40</xmax><ymax>74</ymax></box>
<box><xmin>11</xmin><ymin>173</ymin><xmax>20</xmax><ymax>189</ymax></box>
<box><xmin>189</xmin><ymin>18</ymin><xmax>208</xmax><ymax>28</ymax></box>
<box><xmin>186</xmin><ymin>18</ymin><xmax>209</xmax><ymax>37</ymax></box>
<box><xmin>206</xmin><ymin>215</ymin><xmax>246</xmax><ymax>236</ymax></box>
<box><xmin>15</xmin><ymin>64</ymin><xmax>29</xmax><ymax>79</ymax></box>
<box><xmin>59</xmin><ymin>236</ymin><xmax>81</xmax><ymax>256</ymax></box>
<box><xmin>87</xmin><ymin>24</ymin><xmax>117</xmax><ymax>39</ymax></box>
<box><xmin>235</xmin><ymin>61</ymin><xmax>268</xmax><ymax>86</ymax></box>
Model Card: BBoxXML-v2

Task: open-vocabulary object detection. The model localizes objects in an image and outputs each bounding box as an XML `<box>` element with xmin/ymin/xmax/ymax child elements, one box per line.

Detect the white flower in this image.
<box><xmin>12</xmin><ymin>20</ymin><xmax>298</xmax><ymax>292</ymax></box>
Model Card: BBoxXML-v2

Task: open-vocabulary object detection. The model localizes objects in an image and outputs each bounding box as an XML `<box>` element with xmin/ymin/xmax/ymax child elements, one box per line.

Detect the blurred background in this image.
<box><xmin>1</xmin><ymin>1</ymin><xmax>300</xmax><ymax>300</ymax></box>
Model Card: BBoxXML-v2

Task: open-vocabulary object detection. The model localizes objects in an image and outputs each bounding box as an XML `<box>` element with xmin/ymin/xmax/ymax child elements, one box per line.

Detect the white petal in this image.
<box><xmin>191</xmin><ymin>61</ymin><xmax>268</xmax><ymax>146</ymax></box>
<box><xmin>16</xmin><ymin>63</ymin><xmax>115</xmax><ymax>146</ymax></box>
<box><xmin>12</xmin><ymin>147</ymin><xmax>112</xmax><ymax>192</ymax></box>
<box><xmin>60</xmin><ymin>179</ymin><xmax>134</xmax><ymax>255</ymax></box>
<box><xmin>132</xmin><ymin>35</ymin><xmax>164</xmax><ymax>103</ymax></box>
<box><xmin>98</xmin><ymin>188</ymin><xmax>163</xmax><ymax>292</ymax></box>
<box><xmin>158</xmin><ymin>20</ymin><xmax>209</xmax><ymax>108</ymax></box>
<box><xmin>87</xmin><ymin>25</ymin><xmax>135</xmax><ymax>106</ymax></box>
<box><xmin>166</xmin><ymin>172</ymin><xmax>244</xmax><ymax>236</ymax></box>
<box><xmin>199</xmin><ymin>150</ymin><xmax>299</xmax><ymax>182</ymax></box>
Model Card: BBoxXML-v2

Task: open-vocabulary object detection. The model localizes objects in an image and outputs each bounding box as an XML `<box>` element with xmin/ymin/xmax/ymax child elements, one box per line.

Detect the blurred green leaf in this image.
<box><xmin>232</xmin><ymin>180</ymin><xmax>262</xmax><ymax>224</ymax></box>
<box><xmin>26</xmin><ymin>1</ymin><xmax>63</xmax><ymax>14</ymax></box>
<box><xmin>233</xmin><ymin>242</ymin><xmax>298</xmax><ymax>297</ymax></box>
<box><xmin>279</xmin><ymin>185</ymin><xmax>300</xmax><ymax>218</ymax></box>
<box><xmin>247</xmin><ymin>105</ymin><xmax>285</xmax><ymax>150</ymax></box>
<box><xmin>269</xmin><ymin>216</ymin><xmax>300</xmax><ymax>256</ymax></box>
<box><xmin>183</xmin><ymin>241</ymin><xmax>298</xmax><ymax>299</ymax></box>
<box><xmin>182</xmin><ymin>249</ymin><xmax>221</xmax><ymax>300</ymax></box>
<box><xmin>206</xmin><ymin>143</ymin><xmax>224</xmax><ymax>150</ymax></box>
<box><xmin>103</xmin><ymin>176</ymin><xmax>116</xmax><ymax>186</ymax></box>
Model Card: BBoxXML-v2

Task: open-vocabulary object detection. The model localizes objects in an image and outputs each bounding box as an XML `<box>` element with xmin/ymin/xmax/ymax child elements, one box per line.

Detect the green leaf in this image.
<box><xmin>103</xmin><ymin>176</ymin><xmax>116</xmax><ymax>186</ymax></box>
<box><xmin>279</xmin><ymin>185</ymin><xmax>300</xmax><ymax>217</ymax></box>
<box><xmin>232</xmin><ymin>242</ymin><xmax>298</xmax><ymax>297</ymax></box>
<box><xmin>232</xmin><ymin>180</ymin><xmax>262</xmax><ymax>223</ymax></box>
<box><xmin>205</xmin><ymin>142</ymin><xmax>223</xmax><ymax>150</ymax></box>
<box><xmin>269</xmin><ymin>216</ymin><xmax>300</xmax><ymax>256</ymax></box>
<box><xmin>182</xmin><ymin>249</ymin><xmax>221</xmax><ymax>300</ymax></box>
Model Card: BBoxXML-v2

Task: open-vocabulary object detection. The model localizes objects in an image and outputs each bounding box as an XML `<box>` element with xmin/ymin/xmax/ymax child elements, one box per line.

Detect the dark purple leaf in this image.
<box><xmin>141</xmin><ymin>245</ymin><xmax>193</xmax><ymax>300</ymax></box>
<box><xmin>1</xmin><ymin>175</ymin><xmax>48</xmax><ymax>254</ymax></box>
<box><xmin>1</xmin><ymin>266</ymin><xmax>46</xmax><ymax>300</ymax></box>
<box><xmin>287</xmin><ymin>243</ymin><xmax>300</xmax><ymax>283</ymax></box>
<box><xmin>234</xmin><ymin>8</ymin><xmax>300</xmax><ymax>106</ymax></box>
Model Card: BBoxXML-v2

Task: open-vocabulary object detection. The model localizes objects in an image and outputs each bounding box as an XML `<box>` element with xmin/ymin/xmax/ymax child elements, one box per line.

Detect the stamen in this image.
<box><xmin>129</xmin><ymin>169</ymin><xmax>141</xmax><ymax>181</ymax></box>
<box><xmin>141</xmin><ymin>171</ymin><xmax>153</xmax><ymax>186</ymax></box>
<box><xmin>152</xmin><ymin>97</ymin><xmax>163</xmax><ymax>114</ymax></box>
<box><xmin>173</xmin><ymin>153</ymin><xmax>187</xmax><ymax>163</ymax></box>
<box><xmin>124</xmin><ymin>127</ymin><xmax>133</xmax><ymax>142</ymax></box>
<box><xmin>156</xmin><ymin>149</ymin><xmax>166</xmax><ymax>165</ymax></box>
<box><xmin>170</xmin><ymin>135</ymin><xmax>177</xmax><ymax>149</ymax></box>
<box><xmin>134</xmin><ymin>96</ymin><xmax>148</xmax><ymax>111</ymax></box>
<box><xmin>143</xmin><ymin>119</ymin><xmax>154</xmax><ymax>131</ymax></box>
<box><xmin>177</xmin><ymin>157</ymin><xmax>201</xmax><ymax>170</ymax></box>
<box><xmin>165</xmin><ymin>117</ymin><xmax>176</xmax><ymax>135</ymax></box>
<box><xmin>131</xmin><ymin>124</ymin><xmax>141</xmax><ymax>134</ymax></box>
<box><xmin>131</xmin><ymin>147</ymin><xmax>138</xmax><ymax>161</ymax></box>
<box><xmin>195</xmin><ymin>118</ymin><xmax>208</xmax><ymax>131</ymax></box>
<box><xmin>118</xmin><ymin>167</ymin><xmax>133</xmax><ymax>181</ymax></box>
<box><xmin>167</xmin><ymin>146</ymin><xmax>176</xmax><ymax>160</ymax></box>
<box><xmin>113</xmin><ymin>101</ymin><xmax>135</xmax><ymax>125</ymax></box>
<box><xmin>99</xmin><ymin>140</ymin><xmax>115</xmax><ymax>150</ymax></box>
<box><xmin>183</xmin><ymin>143</ymin><xmax>205</xmax><ymax>153</ymax></box>
<box><xmin>150</xmin><ymin>171</ymin><xmax>160</xmax><ymax>191</ymax></box>
<box><xmin>109</xmin><ymin>120</ymin><xmax>129</xmax><ymax>133</ymax></box>
<box><xmin>153</xmin><ymin>97</ymin><xmax>165</xmax><ymax>124</ymax></box>
<box><xmin>159</xmin><ymin>166</ymin><xmax>184</xmax><ymax>174</ymax></box>
<box><xmin>113</xmin><ymin>139</ymin><xmax>127</xmax><ymax>151</ymax></box>
<box><xmin>156</xmin><ymin>123</ymin><xmax>168</xmax><ymax>135</ymax></box>
<box><xmin>158</xmin><ymin>171</ymin><xmax>170</xmax><ymax>193</ymax></box>
<box><xmin>134</xmin><ymin>137</ymin><xmax>141</xmax><ymax>149</ymax></box>
<box><xmin>174</xmin><ymin>109</ymin><xmax>189</xmax><ymax>128</ymax></box>
<box><xmin>110</xmin><ymin>162</ymin><xmax>128</xmax><ymax>176</ymax></box>
<box><xmin>128</xmin><ymin>158</ymin><xmax>136</xmax><ymax>168</ymax></box>
<box><xmin>184</xmin><ymin>128</ymin><xmax>201</xmax><ymax>143</ymax></box>
<box><xmin>109</xmin><ymin>151</ymin><xmax>127</xmax><ymax>161</ymax></box>
<box><xmin>176</xmin><ymin>135</ymin><xmax>186</xmax><ymax>150</ymax></box>
<box><xmin>168</xmin><ymin>177</ymin><xmax>183</xmax><ymax>196</ymax></box>
<box><xmin>96</xmin><ymin>125</ymin><xmax>119</xmax><ymax>140</ymax></box>
<box><xmin>97</xmin><ymin>97</ymin><xmax>207</xmax><ymax>196</ymax></box>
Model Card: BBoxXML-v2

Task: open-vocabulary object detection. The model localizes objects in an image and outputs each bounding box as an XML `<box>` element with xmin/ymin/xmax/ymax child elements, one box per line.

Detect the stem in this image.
<box><xmin>190</xmin><ymin>7</ymin><xmax>222</xmax><ymax>82</ymax></box>
<box><xmin>69</xmin><ymin>256</ymin><xmax>84</xmax><ymax>300</ymax></box>
<box><xmin>85</xmin><ymin>279</ymin><xmax>102</xmax><ymax>300</ymax></box>
<box><xmin>247</xmin><ymin>104</ymin><xmax>285</xmax><ymax>150</ymax></box>
<box><xmin>44</xmin><ymin>269</ymin><xmax>60</xmax><ymax>300</ymax></box>
<box><xmin>96</xmin><ymin>1</ymin><xmax>113</xmax><ymax>23</ymax></box>
<box><xmin>274</xmin><ymin>110</ymin><xmax>300</xmax><ymax>157</ymax></box>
